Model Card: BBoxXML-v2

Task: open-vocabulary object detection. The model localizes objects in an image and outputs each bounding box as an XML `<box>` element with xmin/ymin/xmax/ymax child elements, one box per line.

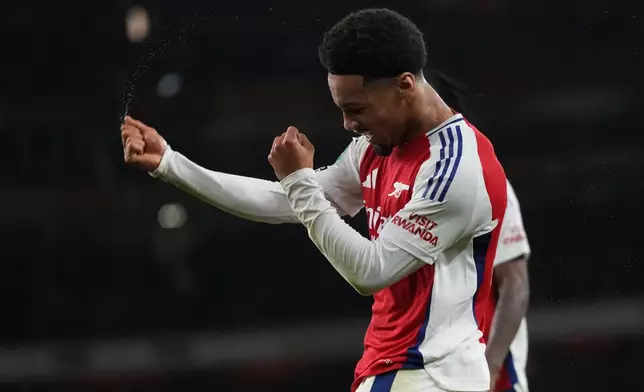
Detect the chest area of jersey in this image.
<box><xmin>360</xmin><ymin>156</ymin><xmax>423</xmax><ymax>239</ymax></box>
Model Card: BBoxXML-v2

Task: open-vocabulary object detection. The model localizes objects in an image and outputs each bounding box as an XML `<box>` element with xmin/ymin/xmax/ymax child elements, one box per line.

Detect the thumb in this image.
<box><xmin>284</xmin><ymin>126</ymin><xmax>300</xmax><ymax>144</ymax></box>
<box><xmin>125</xmin><ymin>116</ymin><xmax>157</xmax><ymax>137</ymax></box>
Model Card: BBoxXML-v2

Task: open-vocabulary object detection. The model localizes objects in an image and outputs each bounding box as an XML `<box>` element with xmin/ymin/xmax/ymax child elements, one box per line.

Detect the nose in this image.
<box><xmin>343</xmin><ymin>114</ymin><xmax>358</xmax><ymax>132</ymax></box>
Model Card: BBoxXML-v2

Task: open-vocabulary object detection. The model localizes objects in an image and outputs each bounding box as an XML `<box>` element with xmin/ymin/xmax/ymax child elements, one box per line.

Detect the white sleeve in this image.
<box><xmin>378</xmin><ymin>144</ymin><xmax>495</xmax><ymax>265</ymax></box>
<box><xmin>280</xmin><ymin>168</ymin><xmax>424</xmax><ymax>296</ymax></box>
<box><xmin>494</xmin><ymin>181</ymin><xmax>531</xmax><ymax>266</ymax></box>
<box><xmin>311</xmin><ymin>137</ymin><xmax>367</xmax><ymax>217</ymax></box>
<box><xmin>149</xmin><ymin>139</ymin><xmax>366</xmax><ymax>224</ymax></box>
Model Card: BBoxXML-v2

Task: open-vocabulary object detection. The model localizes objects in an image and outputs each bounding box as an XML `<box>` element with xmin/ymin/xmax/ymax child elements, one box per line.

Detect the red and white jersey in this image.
<box><xmin>154</xmin><ymin>112</ymin><xmax>506</xmax><ymax>391</ymax></box>
<box><xmin>321</xmin><ymin>113</ymin><xmax>508</xmax><ymax>392</ymax></box>
<box><xmin>489</xmin><ymin>181</ymin><xmax>531</xmax><ymax>392</ymax></box>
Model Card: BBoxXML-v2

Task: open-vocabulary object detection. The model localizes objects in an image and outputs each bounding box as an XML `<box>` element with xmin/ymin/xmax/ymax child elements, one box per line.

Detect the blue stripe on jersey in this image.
<box><xmin>427</xmin><ymin>129</ymin><xmax>455</xmax><ymax>200</ymax></box>
<box><xmin>438</xmin><ymin>125</ymin><xmax>464</xmax><ymax>202</ymax></box>
<box><xmin>370</xmin><ymin>371</ymin><xmax>397</xmax><ymax>392</ymax></box>
<box><xmin>402</xmin><ymin>282</ymin><xmax>434</xmax><ymax>369</ymax></box>
<box><xmin>504</xmin><ymin>351</ymin><xmax>520</xmax><ymax>387</ymax></box>
<box><xmin>423</xmin><ymin>127</ymin><xmax>463</xmax><ymax>201</ymax></box>
<box><xmin>472</xmin><ymin>232</ymin><xmax>491</xmax><ymax>326</ymax></box>
<box><xmin>501</xmin><ymin>387</ymin><xmax>517</xmax><ymax>392</ymax></box>
<box><xmin>421</xmin><ymin>131</ymin><xmax>446</xmax><ymax>198</ymax></box>
<box><xmin>426</xmin><ymin>116</ymin><xmax>463</xmax><ymax>138</ymax></box>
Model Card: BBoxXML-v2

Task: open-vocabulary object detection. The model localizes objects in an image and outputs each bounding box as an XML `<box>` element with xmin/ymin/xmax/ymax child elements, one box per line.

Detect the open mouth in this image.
<box><xmin>353</xmin><ymin>129</ymin><xmax>373</xmax><ymax>141</ymax></box>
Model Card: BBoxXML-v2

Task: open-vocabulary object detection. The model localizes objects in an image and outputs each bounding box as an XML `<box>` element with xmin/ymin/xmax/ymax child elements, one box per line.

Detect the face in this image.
<box><xmin>327</xmin><ymin>73</ymin><xmax>415</xmax><ymax>156</ymax></box>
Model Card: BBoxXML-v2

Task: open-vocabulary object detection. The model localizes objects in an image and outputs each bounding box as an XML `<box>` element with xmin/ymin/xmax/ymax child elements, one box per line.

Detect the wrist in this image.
<box><xmin>280</xmin><ymin>167</ymin><xmax>316</xmax><ymax>187</ymax></box>
<box><xmin>485</xmin><ymin>353</ymin><xmax>504</xmax><ymax>372</ymax></box>
<box><xmin>279</xmin><ymin>168</ymin><xmax>332</xmax><ymax>227</ymax></box>
<box><xmin>149</xmin><ymin>142</ymin><xmax>173</xmax><ymax>179</ymax></box>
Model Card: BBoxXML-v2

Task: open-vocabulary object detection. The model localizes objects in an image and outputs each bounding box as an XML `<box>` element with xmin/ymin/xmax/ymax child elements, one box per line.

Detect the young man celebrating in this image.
<box><xmin>122</xmin><ymin>8</ymin><xmax>507</xmax><ymax>392</ymax></box>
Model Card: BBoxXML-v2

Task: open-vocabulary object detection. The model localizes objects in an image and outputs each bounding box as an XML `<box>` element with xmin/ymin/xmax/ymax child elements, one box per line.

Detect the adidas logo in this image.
<box><xmin>362</xmin><ymin>169</ymin><xmax>378</xmax><ymax>189</ymax></box>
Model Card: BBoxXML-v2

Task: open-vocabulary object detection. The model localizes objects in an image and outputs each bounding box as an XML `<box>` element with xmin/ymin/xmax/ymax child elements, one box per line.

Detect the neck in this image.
<box><xmin>402</xmin><ymin>82</ymin><xmax>454</xmax><ymax>143</ymax></box>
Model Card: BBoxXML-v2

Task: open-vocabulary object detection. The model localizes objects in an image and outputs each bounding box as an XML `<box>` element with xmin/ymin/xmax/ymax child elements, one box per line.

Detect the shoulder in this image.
<box><xmin>502</xmin><ymin>180</ymin><xmax>527</xmax><ymax>229</ymax></box>
<box><xmin>505</xmin><ymin>180</ymin><xmax>522</xmax><ymax>210</ymax></box>
<box><xmin>340</xmin><ymin>136</ymin><xmax>371</xmax><ymax>168</ymax></box>
<box><xmin>411</xmin><ymin>116</ymin><xmax>506</xmax><ymax>231</ymax></box>
<box><xmin>350</xmin><ymin>135</ymin><xmax>371</xmax><ymax>157</ymax></box>
<box><xmin>323</xmin><ymin>136</ymin><xmax>371</xmax><ymax>175</ymax></box>
<box><xmin>414</xmin><ymin>117</ymin><xmax>485</xmax><ymax>203</ymax></box>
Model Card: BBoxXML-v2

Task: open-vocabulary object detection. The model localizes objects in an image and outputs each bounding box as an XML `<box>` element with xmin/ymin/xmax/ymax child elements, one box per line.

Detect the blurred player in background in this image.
<box><xmin>122</xmin><ymin>9</ymin><xmax>507</xmax><ymax>392</ymax></box>
<box><xmin>487</xmin><ymin>183</ymin><xmax>531</xmax><ymax>392</ymax></box>
<box><xmin>428</xmin><ymin>71</ymin><xmax>531</xmax><ymax>392</ymax></box>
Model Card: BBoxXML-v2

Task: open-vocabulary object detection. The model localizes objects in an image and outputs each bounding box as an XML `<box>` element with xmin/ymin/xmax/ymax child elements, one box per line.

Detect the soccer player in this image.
<box><xmin>426</xmin><ymin>71</ymin><xmax>531</xmax><ymax>392</ymax></box>
<box><xmin>485</xmin><ymin>181</ymin><xmax>531</xmax><ymax>392</ymax></box>
<box><xmin>121</xmin><ymin>8</ymin><xmax>507</xmax><ymax>392</ymax></box>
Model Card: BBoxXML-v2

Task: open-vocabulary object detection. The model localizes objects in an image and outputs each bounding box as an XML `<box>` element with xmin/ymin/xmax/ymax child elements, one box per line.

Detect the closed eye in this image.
<box><xmin>346</xmin><ymin>107</ymin><xmax>365</xmax><ymax>115</ymax></box>
<box><xmin>340</xmin><ymin>104</ymin><xmax>366</xmax><ymax>116</ymax></box>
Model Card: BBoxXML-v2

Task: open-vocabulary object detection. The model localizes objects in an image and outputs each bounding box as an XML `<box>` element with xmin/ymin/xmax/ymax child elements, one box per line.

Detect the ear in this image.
<box><xmin>397</xmin><ymin>72</ymin><xmax>416</xmax><ymax>101</ymax></box>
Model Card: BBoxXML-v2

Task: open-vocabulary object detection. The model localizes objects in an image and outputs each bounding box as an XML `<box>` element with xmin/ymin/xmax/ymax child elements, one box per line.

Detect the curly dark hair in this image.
<box><xmin>318</xmin><ymin>8</ymin><xmax>427</xmax><ymax>80</ymax></box>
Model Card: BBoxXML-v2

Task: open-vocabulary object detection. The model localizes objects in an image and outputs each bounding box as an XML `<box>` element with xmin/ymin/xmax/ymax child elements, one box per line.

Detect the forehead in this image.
<box><xmin>327</xmin><ymin>74</ymin><xmax>368</xmax><ymax>105</ymax></box>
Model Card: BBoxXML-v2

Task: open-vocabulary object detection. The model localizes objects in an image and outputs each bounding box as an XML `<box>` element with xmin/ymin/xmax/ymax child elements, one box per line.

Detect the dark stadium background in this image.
<box><xmin>0</xmin><ymin>0</ymin><xmax>642</xmax><ymax>391</ymax></box>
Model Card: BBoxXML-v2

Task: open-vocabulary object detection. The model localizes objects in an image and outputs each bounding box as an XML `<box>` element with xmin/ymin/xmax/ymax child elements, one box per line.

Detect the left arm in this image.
<box><xmin>279</xmin><ymin>144</ymin><xmax>490</xmax><ymax>295</ymax></box>
<box><xmin>486</xmin><ymin>255</ymin><xmax>530</xmax><ymax>374</ymax></box>
<box><xmin>280</xmin><ymin>168</ymin><xmax>426</xmax><ymax>295</ymax></box>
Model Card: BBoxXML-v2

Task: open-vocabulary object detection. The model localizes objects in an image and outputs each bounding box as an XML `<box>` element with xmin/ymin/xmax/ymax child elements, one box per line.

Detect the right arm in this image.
<box><xmin>121</xmin><ymin>116</ymin><xmax>366</xmax><ymax>224</ymax></box>
<box><xmin>150</xmin><ymin>145</ymin><xmax>300</xmax><ymax>224</ymax></box>
<box><xmin>150</xmin><ymin>144</ymin><xmax>362</xmax><ymax>224</ymax></box>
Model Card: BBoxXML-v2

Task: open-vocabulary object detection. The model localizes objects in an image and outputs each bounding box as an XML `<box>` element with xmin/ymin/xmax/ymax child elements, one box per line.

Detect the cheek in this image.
<box><xmin>374</xmin><ymin>108</ymin><xmax>398</xmax><ymax>131</ymax></box>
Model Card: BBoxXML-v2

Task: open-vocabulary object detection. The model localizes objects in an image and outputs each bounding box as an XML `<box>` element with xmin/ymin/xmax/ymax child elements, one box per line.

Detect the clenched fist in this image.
<box><xmin>121</xmin><ymin>116</ymin><xmax>167</xmax><ymax>172</ymax></box>
<box><xmin>268</xmin><ymin>126</ymin><xmax>315</xmax><ymax>180</ymax></box>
